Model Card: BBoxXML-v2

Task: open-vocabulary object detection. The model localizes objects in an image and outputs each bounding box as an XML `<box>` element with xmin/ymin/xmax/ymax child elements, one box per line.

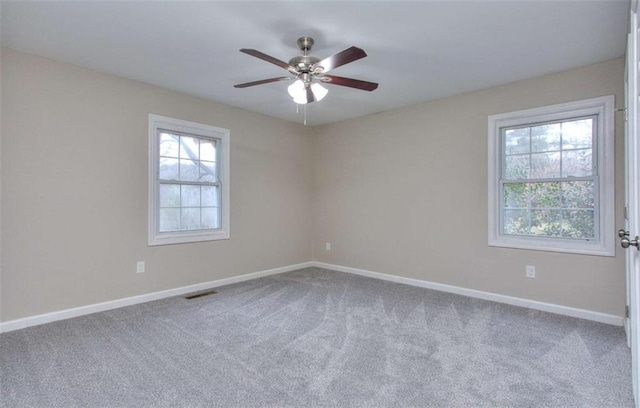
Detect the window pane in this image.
<box><xmin>181</xmin><ymin>185</ymin><xmax>200</xmax><ymax>207</ymax></box>
<box><xmin>504</xmin><ymin>183</ymin><xmax>528</xmax><ymax>208</ymax></box>
<box><xmin>562</xmin><ymin>149</ymin><xmax>593</xmax><ymax>177</ymax></box>
<box><xmin>505</xmin><ymin>155</ymin><xmax>530</xmax><ymax>179</ymax></box>
<box><xmin>159</xmin><ymin>208</ymin><xmax>180</xmax><ymax>232</ymax></box>
<box><xmin>202</xmin><ymin>207</ymin><xmax>220</xmax><ymax>229</ymax></box>
<box><xmin>181</xmin><ymin>208</ymin><xmax>201</xmax><ymax>230</ymax></box>
<box><xmin>159</xmin><ymin>133</ymin><xmax>179</xmax><ymax>157</ymax></box>
<box><xmin>159</xmin><ymin>184</ymin><xmax>180</xmax><ymax>207</ymax></box>
<box><xmin>529</xmin><ymin>182</ymin><xmax>560</xmax><ymax>209</ymax></box>
<box><xmin>504</xmin><ymin>128</ymin><xmax>530</xmax><ymax>155</ymax></box>
<box><xmin>201</xmin><ymin>140</ymin><xmax>216</xmax><ymax>161</ymax></box>
<box><xmin>562</xmin><ymin>118</ymin><xmax>593</xmax><ymax>149</ymax></box>
<box><xmin>561</xmin><ymin>181</ymin><xmax>595</xmax><ymax>209</ymax></box>
<box><xmin>159</xmin><ymin>158</ymin><xmax>179</xmax><ymax>181</ymax></box>
<box><xmin>562</xmin><ymin>210</ymin><xmax>595</xmax><ymax>239</ymax></box>
<box><xmin>201</xmin><ymin>186</ymin><xmax>220</xmax><ymax>207</ymax></box>
<box><xmin>179</xmin><ymin>159</ymin><xmax>199</xmax><ymax>182</ymax></box>
<box><xmin>199</xmin><ymin>161</ymin><xmax>216</xmax><ymax>182</ymax></box>
<box><xmin>180</xmin><ymin>136</ymin><xmax>199</xmax><ymax>160</ymax></box>
<box><xmin>504</xmin><ymin>209</ymin><xmax>530</xmax><ymax>235</ymax></box>
<box><xmin>530</xmin><ymin>210</ymin><xmax>561</xmax><ymax>237</ymax></box>
<box><xmin>530</xmin><ymin>152</ymin><xmax>560</xmax><ymax>179</ymax></box>
<box><xmin>531</xmin><ymin>123</ymin><xmax>561</xmax><ymax>153</ymax></box>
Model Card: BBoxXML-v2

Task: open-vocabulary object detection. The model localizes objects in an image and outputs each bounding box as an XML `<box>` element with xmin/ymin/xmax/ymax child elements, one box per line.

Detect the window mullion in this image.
<box><xmin>559</xmin><ymin>180</ymin><xmax>565</xmax><ymax>238</ymax></box>
<box><xmin>503</xmin><ymin>176</ymin><xmax>594</xmax><ymax>184</ymax></box>
<box><xmin>159</xmin><ymin>180</ymin><xmax>220</xmax><ymax>187</ymax></box>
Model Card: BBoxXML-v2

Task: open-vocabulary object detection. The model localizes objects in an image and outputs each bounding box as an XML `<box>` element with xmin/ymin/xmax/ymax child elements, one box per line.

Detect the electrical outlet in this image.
<box><xmin>526</xmin><ymin>265</ymin><xmax>535</xmax><ymax>278</ymax></box>
<box><xmin>325</xmin><ymin>242</ymin><xmax>331</xmax><ymax>251</ymax></box>
<box><xmin>137</xmin><ymin>261</ymin><xmax>145</xmax><ymax>274</ymax></box>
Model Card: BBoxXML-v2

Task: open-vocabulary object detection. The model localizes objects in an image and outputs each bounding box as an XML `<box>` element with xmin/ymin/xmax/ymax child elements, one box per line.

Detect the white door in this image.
<box><xmin>624</xmin><ymin>2</ymin><xmax>640</xmax><ymax>405</ymax></box>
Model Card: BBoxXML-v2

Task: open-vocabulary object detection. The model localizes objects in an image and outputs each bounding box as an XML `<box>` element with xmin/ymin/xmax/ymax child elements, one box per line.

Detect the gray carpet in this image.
<box><xmin>0</xmin><ymin>267</ymin><xmax>634</xmax><ymax>407</ymax></box>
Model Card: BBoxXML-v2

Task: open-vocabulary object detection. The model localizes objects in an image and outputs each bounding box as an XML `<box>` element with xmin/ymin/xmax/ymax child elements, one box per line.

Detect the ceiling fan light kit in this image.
<box><xmin>288</xmin><ymin>80</ymin><xmax>328</xmax><ymax>104</ymax></box>
<box><xmin>235</xmin><ymin>36</ymin><xmax>378</xmax><ymax>106</ymax></box>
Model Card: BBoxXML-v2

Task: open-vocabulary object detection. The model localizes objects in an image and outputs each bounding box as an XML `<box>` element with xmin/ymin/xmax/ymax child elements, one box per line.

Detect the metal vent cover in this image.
<box><xmin>184</xmin><ymin>290</ymin><xmax>217</xmax><ymax>300</ymax></box>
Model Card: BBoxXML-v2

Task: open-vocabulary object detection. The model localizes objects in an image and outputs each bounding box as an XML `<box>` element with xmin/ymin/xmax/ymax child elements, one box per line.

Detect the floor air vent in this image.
<box><xmin>185</xmin><ymin>290</ymin><xmax>218</xmax><ymax>300</ymax></box>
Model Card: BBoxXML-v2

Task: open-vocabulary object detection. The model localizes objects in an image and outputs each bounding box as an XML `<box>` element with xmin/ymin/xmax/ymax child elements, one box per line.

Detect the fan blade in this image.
<box><xmin>314</xmin><ymin>46</ymin><xmax>367</xmax><ymax>73</ymax></box>
<box><xmin>234</xmin><ymin>77</ymin><xmax>292</xmax><ymax>88</ymax></box>
<box><xmin>321</xmin><ymin>75</ymin><xmax>378</xmax><ymax>91</ymax></box>
<box><xmin>239</xmin><ymin>49</ymin><xmax>298</xmax><ymax>74</ymax></box>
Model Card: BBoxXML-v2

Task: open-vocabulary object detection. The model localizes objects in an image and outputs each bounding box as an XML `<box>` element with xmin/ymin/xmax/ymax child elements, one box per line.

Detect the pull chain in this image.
<box><xmin>294</xmin><ymin>103</ymin><xmax>307</xmax><ymax>126</ymax></box>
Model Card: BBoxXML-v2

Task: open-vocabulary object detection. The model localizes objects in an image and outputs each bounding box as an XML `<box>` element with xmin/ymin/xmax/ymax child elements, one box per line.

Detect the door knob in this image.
<box><xmin>619</xmin><ymin>229</ymin><xmax>630</xmax><ymax>238</ymax></box>
<box><xmin>621</xmin><ymin>236</ymin><xmax>640</xmax><ymax>249</ymax></box>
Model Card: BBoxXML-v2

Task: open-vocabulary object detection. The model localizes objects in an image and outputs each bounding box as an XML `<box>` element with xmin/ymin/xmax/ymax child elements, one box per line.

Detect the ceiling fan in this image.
<box><xmin>234</xmin><ymin>36</ymin><xmax>378</xmax><ymax>104</ymax></box>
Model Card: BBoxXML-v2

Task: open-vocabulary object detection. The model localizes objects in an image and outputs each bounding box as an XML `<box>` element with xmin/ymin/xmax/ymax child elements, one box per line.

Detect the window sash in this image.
<box><xmin>155</xmin><ymin>130</ymin><xmax>223</xmax><ymax>233</ymax></box>
<box><xmin>498</xmin><ymin>115</ymin><xmax>599</xmax><ymax>241</ymax></box>
<box><xmin>500</xmin><ymin>115</ymin><xmax>598</xmax><ymax>181</ymax></box>
<box><xmin>498</xmin><ymin>176</ymin><xmax>600</xmax><ymax>241</ymax></box>
<box><xmin>157</xmin><ymin>130</ymin><xmax>220</xmax><ymax>184</ymax></box>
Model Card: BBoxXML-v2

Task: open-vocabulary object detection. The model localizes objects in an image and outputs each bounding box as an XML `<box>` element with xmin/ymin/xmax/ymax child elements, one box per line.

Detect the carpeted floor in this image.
<box><xmin>0</xmin><ymin>267</ymin><xmax>634</xmax><ymax>407</ymax></box>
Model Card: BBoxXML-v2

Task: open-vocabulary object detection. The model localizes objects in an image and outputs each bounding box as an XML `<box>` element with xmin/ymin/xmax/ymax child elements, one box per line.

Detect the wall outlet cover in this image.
<box><xmin>526</xmin><ymin>265</ymin><xmax>535</xmax><ymax>278</ymax></box>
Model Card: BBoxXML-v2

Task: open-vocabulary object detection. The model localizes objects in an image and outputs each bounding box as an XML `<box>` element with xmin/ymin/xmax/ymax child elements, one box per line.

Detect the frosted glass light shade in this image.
<box><xmin>293</xmin><ymin>94</ymin><xmax>309</xmax><ymax>104</ymax></box>
<box><xmin>311</xmin><ymin>83</ymin><xmax>328</xmax><ymax>101</ymax></box>
<box><xmin>287</xmin><ymin>80</ymin><xmax>305</xmax><ymax>99</ymax></box>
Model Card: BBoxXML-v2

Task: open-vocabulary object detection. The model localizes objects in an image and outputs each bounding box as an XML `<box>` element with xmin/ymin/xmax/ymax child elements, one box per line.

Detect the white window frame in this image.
<box><xmin>488</xmin><ymin>95</ymin><xmax>615</xmax><ymax>256</ymax></box>
<box><xmin>148</xmin><ymin>114</ymin><xmax>230</xmax><ymax>246</ymax></box>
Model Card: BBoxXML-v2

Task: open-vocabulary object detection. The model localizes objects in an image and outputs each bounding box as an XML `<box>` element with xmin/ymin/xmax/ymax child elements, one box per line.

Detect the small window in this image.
<box><xmin>488</xmin><ymin>96</ymin><xmax>615</xmax><ymax>256</ymax></box>
<box><xmin>148</xmin><ymin>114</ymin><xmax>230</xmax><ymax>246</ymax></box>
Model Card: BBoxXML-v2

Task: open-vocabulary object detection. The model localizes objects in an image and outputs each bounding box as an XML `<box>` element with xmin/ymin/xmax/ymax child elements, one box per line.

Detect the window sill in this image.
<box><xmin>148</xmin><ymin>230</ymin><xmax>230</xmax><ymax>246</ymax></box>
<box><xmin>488</xmin><ymin>235</ymin><xmax>615</xmax><ymax>257</ymax></box>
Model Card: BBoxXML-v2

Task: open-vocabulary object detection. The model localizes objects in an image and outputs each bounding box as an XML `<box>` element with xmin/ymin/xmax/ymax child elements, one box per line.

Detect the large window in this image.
<box><xmin>488</xmin><ymin>96</ymin><xmax>615</xmax><ymax>256</ymax></box>
<box><xmin>148</xmin><ymin>114</ymin><xmax>230</xmax><ymax>246</ymax></box>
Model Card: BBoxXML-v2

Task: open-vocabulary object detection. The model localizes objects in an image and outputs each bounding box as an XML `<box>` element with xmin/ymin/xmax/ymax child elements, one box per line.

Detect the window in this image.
<box><xmin>148</xmin><ymin>114</ymin><xmax>230</xmax><ymax>246</ymax></box>
<box><xmin>488</xmin><ymin>96</ymin><xmax>615</xmax><ymax>256</ymax></box>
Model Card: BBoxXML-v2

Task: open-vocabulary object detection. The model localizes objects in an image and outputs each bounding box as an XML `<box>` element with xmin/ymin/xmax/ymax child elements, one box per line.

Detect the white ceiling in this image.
<box><xmin>1</xmin><ymin>1</ymin><xmax>629</xmax><ymax>126</ymax></box>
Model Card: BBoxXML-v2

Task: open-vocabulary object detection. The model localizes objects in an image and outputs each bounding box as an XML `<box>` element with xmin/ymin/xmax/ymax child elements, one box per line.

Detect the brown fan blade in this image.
<box><xmin>314</xmin><ymin>46</ymin><xmax>367</xmax><ymax>73</ymax></box>
<box><xmin>239</xmin><ymin>49</ymin><xmax>298</xmax><ymax>74</ymax></box>
<box><xmin>234</xmin><ymin>77</ymin><xmax>292</xmax><ymax>88</ymax></box>
<box><xmin>320</xmin><ymin>75</ymin><xmax>378</xmax><ymax>91</ymax></box>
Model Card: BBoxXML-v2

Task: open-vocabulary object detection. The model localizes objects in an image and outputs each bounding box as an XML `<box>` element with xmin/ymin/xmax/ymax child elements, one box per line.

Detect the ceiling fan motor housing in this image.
<box><xmin>289</xmin><ymin>55</ymin><xmax>321</xmax><ymax>72</ymax></box>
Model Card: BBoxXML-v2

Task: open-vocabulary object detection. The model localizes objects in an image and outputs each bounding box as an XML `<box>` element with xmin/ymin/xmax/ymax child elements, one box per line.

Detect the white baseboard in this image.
<box><xmin>0</xmin><ymin>260</ymin><xmax>623</xmax><ymax>333</ymax></box>
<box><xmin>311</xmin><ymin>261</ymin><xmax>624</xmax><ymax>326</ymax></box>
<box><xmin>0</xmin><ymin>261</ymin><xmax>314</xmax><ymax>334</ymax></box>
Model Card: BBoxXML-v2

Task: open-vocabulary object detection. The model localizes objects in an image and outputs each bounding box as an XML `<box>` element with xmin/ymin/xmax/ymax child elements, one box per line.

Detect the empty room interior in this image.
<box><xmin>2</xmin><ymin>0</ymin><xmax>640</xmax><ymax>407</ymax></box>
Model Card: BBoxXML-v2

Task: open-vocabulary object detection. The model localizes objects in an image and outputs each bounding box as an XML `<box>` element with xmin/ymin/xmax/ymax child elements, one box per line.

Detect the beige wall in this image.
<box><xmin>1</xmin><ymin>48</ymin><xmax>313</xmax><ymax>321</ymax></box>
<box><xmin>312</xmin><ymin>58</ymin><xmax>626</xmax><ymax>316</ymax></box>
<box><xmin>0</xmin><ymin>48</ymin><xmax>626</xmax><ymax>323</ymax></box>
